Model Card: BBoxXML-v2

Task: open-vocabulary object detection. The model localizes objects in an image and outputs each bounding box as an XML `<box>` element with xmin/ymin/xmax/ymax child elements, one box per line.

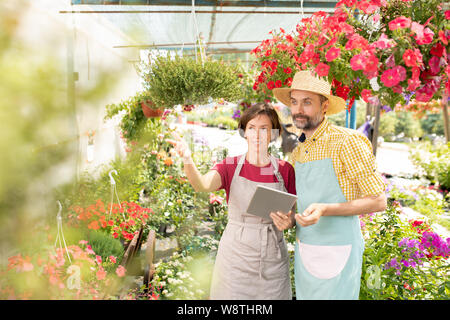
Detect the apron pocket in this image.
<box><xmin>297</xmin><ymin>240</ymin><xmax>352</xmax><ymax>280</ymax></box>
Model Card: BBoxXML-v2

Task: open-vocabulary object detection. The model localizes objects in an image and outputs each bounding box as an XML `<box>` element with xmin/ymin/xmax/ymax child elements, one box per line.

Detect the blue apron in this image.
<box><xmin>294</xmin><ymin>157</ymin><xmax>364</xmax><ymax>300</ymax></box>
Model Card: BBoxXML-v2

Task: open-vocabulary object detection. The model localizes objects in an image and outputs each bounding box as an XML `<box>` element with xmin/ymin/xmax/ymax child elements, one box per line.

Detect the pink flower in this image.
<box><xmin>371</xmin><ymin>33</ymin><xmax>395</xmax><ymax>49</ymax></box>
<box><xmin>325</xmin><ymin>47</ymin><xmax>341</xmax><ymax>62</ymax></box>
<box><xmin>209</xmin><ymin>193</ymin><xmax>224</xmax><ymax>205</ymax></box>
<box><xmin>407</xmin><ymin>78</ymin><xmax>421</xmax><ymax>91</ymax></box>
<box><xmin>445</xmin><ymin>10</ymin><xmax>450</xmax><ymax>19</ymax></box>
<box><xmin>380</xmin><ymin>68</ymin><xmax>400</xmax><ymax>87</ymax></box>
<box><xmin>415</xmin><ymin>86</ymin><xmax>433</xmax><ymax>102</ymax></box>
<box><xmin>116</xmin><ymin>265</ymin><xmax>126</xmax><ymax>277</ymax></box>
<box><xmin>411</xmin><ymin>22</ymin><xmax>424</xmax><ymax>38</ymax></box>
<box><xmin>361</xmin><ymin>89</ymin><xmax>372</xmax><ymax>103</ymax></box>
<box><xmin>95</xmin><ymin>255</ymin><xmax>102</xmax><ymax>265</ymax></box>
<box><xmin>393</xmin><ymin>66</ymin><xmax>406</xmax><ymax>82</ymax></box>
<box><xmin>415</xmin><ymin>27</ymin><xmax>434</xmax><ymax>45</ymax></box>
<box><xmin>372</xmin><ymin>13</ymin><xmax>380</xmax><ymax>23</ymax></box>
<box><xmin>96</xmin><ymin>267</ymin><xmax>106</xmax><ymax>281</ymax></box>
<box><xmin>85</xmin><ymin>245</ymin><xmax>95</xmax><ymax>255</ymax></box>
<box><xmin>388</xmin><ymin>16</ymin><xmax>411</xmax><ymax>30</ymax></box>
<box><xmin>350</xmin><ymin>53</ymin><xmax>365</xmax><ymax>71</ymax></box>
<box><xmin>315</xmin><ymin>63</ymin><xmax>330</xmax><ymax>77</ymax></box>
<box><xmin>109</xmin><ymin>256</ymin><xmax>117</xmax><ymax>264</ymax></box>
<box><xmin>428</xmin><ymin>56</ymin><xmax>441</xmax><ymax>75</ymax></box>
<box><xmin>345</xmin><ymin>33</ymin><xmax>368</xmax><ymax>50</ymax></box>
<box><xmin>79</xmin><ymin>240</ymin><xmax>88</xmax><ymax>245</ymax></box>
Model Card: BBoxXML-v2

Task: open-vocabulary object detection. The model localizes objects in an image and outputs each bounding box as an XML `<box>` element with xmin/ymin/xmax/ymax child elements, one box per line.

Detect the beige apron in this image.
<box><xmin>209</xmin><ymin>153</ymin><xmax>292</xmax><ymax>300</ymax></box>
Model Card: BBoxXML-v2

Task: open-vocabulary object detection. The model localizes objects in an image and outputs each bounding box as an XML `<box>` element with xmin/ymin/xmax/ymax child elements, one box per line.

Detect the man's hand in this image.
<box><xmin>270</xmin><ymin>211</ymin><xmax>295</xmax><ymax>231</ymax></box>
<box><xmin>295</xmin><ymin>203</ymin><xmax>327</xmax><ymax>227</ymax></box>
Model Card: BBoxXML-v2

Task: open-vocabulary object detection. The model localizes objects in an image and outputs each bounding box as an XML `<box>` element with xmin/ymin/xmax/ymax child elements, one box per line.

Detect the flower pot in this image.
<box><xmin>141</xmin><ymin>101</ymin><xmax>164</xmax><ymax>118</ymax></box>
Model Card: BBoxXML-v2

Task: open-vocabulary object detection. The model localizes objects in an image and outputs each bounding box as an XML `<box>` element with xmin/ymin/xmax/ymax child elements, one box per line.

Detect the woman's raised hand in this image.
<box><xmin>166</xmin><ymin>131</ymin><xmax>192</xmax><ymax>163</ymax></box>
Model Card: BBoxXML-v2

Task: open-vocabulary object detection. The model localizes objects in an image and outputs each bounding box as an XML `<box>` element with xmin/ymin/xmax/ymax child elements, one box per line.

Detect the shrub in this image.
<box><xmin>141</xmin><ymin>54</ymin><xmax>243</xmax><ymax>109</ymax></box>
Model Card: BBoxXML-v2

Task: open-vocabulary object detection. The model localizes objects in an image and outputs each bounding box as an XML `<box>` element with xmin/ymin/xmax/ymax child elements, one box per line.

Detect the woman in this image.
<box><xmin>167</xmin><ymin>103</ymin><xmax>296</xmax><ymax>300</ymax></box>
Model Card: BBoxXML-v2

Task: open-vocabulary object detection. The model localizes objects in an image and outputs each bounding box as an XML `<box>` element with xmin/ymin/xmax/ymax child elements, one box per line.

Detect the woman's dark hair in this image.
<box><xmin>238</xmin><ymin>102</ymin><xmax>282</xmax><ymax>142</ymax></box>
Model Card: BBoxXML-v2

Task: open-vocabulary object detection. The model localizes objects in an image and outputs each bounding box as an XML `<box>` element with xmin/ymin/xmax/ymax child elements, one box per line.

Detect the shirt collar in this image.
<box><xmin>301</xmin><ymin>117</ymin><xmax>330</xmax><ymax>142</ymax></box>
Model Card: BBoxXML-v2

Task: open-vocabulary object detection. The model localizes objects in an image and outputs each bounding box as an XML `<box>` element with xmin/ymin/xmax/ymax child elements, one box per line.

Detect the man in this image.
<box><xmin>270</xmin><ymin>70</ymin><xmax>387</xmax><ymax>300</ymax></box>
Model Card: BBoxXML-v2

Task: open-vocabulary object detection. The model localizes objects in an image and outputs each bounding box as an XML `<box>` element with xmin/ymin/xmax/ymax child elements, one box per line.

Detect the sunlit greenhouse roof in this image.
<box><xmin>63</xmin><ymin>1</ymin><xmax>338</xmax><ymax>60</ymax></box>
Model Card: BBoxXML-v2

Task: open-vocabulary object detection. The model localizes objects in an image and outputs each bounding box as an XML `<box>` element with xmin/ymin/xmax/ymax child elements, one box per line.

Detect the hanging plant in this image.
<box><xmin>140</xmin><ymin>54</ymin><xmax>243</xmax><ymax>109</ymax></box>
<box><xmin>105</xmin><ymin>91</ymin><xmax>160</xmax><ymax>144</ymax></box>
<box><xmin>141</xmin><ymin>99</ymin><xmax>164</xmax><ymax>118</ymax></box>
<box><xmin>251</xmin><ymin>0</ymin><xmax>449</xmax><ymax>110</ymax></box>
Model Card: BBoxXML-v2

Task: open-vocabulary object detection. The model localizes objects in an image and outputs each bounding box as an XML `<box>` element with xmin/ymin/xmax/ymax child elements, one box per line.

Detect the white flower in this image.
<box><xmin>286</xmin><ymin>243</ymin><xmax>295</xmax><ymax>252</ymax></box>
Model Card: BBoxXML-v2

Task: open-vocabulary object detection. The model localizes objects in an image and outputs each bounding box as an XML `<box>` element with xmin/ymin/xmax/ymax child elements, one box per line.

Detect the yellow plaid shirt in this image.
<box><xmin>289</xmin><ymin>117</ymin><xmax>386</xmax><ymax>201</ymax></box>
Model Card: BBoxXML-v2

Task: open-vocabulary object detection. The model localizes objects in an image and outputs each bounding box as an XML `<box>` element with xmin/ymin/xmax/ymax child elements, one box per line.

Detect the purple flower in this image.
<box><xmin>232</xmin><ymin>109</ymin><xmax>241</xmax><ymax>120</ymax></box>
<box><xmin>381</xmin><ymin>105</ymin><xmax>392</xmax><ymax>113</ymax></box>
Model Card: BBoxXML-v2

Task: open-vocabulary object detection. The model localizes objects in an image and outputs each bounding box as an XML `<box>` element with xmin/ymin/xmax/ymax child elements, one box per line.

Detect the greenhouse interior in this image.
<box><xmin>0</xmin><ymin>0</ymin><xmax>449</xmax><ymax>304</ymax></box>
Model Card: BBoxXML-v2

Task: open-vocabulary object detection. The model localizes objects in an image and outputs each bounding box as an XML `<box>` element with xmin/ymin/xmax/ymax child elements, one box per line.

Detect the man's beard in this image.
<box><xmin>292</xmin><ymin>112</ymin><xmax>323</xmax><ymax>131</ymax></box>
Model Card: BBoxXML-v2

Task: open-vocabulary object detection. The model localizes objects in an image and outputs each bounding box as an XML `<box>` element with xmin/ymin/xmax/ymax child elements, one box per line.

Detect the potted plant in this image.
<box><xmin>105</xmin><ymin>91</ymin><xmax>162</xmax><ymax>143</ymax></box>
<box><xmin>140</xmin><ymin>53</ymin><xmax>244</xmax><ymax>109</ymax></box>
<box><xmin>141</xmin><ymin>97</ymin><xmax>164</xmax><ymax>118</ymax></box>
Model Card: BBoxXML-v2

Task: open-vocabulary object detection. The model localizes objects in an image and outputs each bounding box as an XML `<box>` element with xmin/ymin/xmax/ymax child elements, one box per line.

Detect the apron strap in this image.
<box><xmin>232</xmin><ymin>153</ymin><xmax>246</xmax><ymax>182</ymax></box>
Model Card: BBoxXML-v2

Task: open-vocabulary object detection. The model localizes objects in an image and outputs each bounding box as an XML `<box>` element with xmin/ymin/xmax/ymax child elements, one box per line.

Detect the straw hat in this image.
<box><xmin>273</xmin><ymin>70</ymin><xmax>346</xmax><ymax>115</ymax></box>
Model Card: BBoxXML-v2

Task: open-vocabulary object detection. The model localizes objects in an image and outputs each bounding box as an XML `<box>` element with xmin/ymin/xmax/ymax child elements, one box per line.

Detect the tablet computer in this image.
<box><xmin>246</xmin><ymin>185</ymin><xmax>297</xmax><ymax>221</ymax></box>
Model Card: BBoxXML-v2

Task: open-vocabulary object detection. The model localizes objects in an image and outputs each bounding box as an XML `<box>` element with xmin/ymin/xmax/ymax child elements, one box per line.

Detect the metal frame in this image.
<box><xmin>70</xmin><ymin>0</ymin><xmax>337</xmax><ymax>9</ymax></box>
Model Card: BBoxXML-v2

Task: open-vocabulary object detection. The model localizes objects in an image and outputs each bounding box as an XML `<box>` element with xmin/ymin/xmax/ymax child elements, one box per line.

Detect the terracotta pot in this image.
<box><xmin>141</xmin><ymin>101</ymin><xmax>164</xmax><ymax>118</ymax></box>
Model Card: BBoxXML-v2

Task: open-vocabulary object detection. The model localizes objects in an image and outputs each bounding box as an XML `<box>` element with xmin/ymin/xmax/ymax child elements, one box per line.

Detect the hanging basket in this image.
<box><xmin>141</xmin><ymin>101</ymin><xmax>164</xmax><ymax>118</ymax></box>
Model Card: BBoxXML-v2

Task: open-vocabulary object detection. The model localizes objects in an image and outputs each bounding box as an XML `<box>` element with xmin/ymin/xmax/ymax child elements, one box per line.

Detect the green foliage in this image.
<box><xmin>378</xmin><ymin>111</ymin><xmax>398</xmax><ymax>139</ymax></box>
<box><xmin>420</xmin><ymin>112</ymin><xmax>445</xmax><ymax>136</ymax></box>
<box><xmin>360</xmin><ymin>202</ymin><xmax>450</xmax><ymax>300</ymax></box>
<box><xmin>151</xmin><ymin>252</ymin><xmax>213</xmax><ymax>300</ymax></box>
<box><xmin>104</xmin><ymin>91</ymin><xmax>157</xmax><ymax>143</ymax></box>
<box><xmin>410</xmin><ymin>141</ymin><xmax>450</xmax><ymax>190</ymax></box>
<box><xmin>394</xmin><ymin>112</ymin><xmax>423</xmax><ymax>138</ymax></box>
<box><xmin>85</xmin><ymin>229</ymin><xmax>124</xmax><ymax>268</ymax></box>
<box><xmin>141</xmin><ymin>54</ymin><xmax>243</xmax><ymax>109</ymax></box>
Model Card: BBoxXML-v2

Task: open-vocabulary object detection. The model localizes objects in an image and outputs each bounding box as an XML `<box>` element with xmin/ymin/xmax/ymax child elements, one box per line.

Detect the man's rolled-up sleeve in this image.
<box><xmin>341</xmin><ymin>133</ymin><xmax>386</xmax><ymax>197</ymax></box>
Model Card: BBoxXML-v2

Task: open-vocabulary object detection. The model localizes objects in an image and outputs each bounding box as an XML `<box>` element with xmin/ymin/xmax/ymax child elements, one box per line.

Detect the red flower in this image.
<box><xmin>388</xmin><ymin>16</ymin><xmax>411</xmax><ymax>30</ymax></box>
<box><xmin>284</xmin><ymin>77</ymin><xmax>293</xmax><ymax>86</ymax></box>
<box><xmin>315</xmin><ymin>63</ymin><xmax>330</xmax><ymax>77</ymax></box>
<box><xmin>325</xmin><ymin>47</ymin><xmax>341</xmax><ymax>62</ymax></box>
<box><xmin>275</xmin><ymin>80</ymin><xmax>282</xmax><ymax>88</ymax></box>
<box><xmin>88</xmin><ymin>220</ymin><xmax>100</xmax><ymax>230</ymax></box>
<box><xmin>312</xmin><ymin>53</ymin><xmax>321</xmax><ymax>65</ymax></box>
<box><xmin>361</xmin><ymin>89</ymin><xmax>372</xmax><ymax>103</ymax></box>
<box><xmin>264</xmin><ymin>49</ymin><xmax>272</xmax><ymax>57</ymax></box>
<box><xmin>430</xmin><ymin>43</ymin><xmax>445</xmax><ymax>57</ymax></box>
<box><xmin>445</xmin><ymin>10</ymin><xmax>450</xmax><ymax>19</ymax></box>
<box><xmin>267</xmin><ymin>81</ymin><xmax>275</xmax><ymax>90</ymax></box>
<box><xmin>283</xmin><ymin>67</ymin><xmax>292</xmax><ymax>74</ymax></box>
<box><xmin>438</xmin><ymin>30</ymin><xmax>448</xmax><ymax>45</ymax></box>
<box><xmin>428</xmin><ymin>56</ymin><xmax>441</xmax><ymax>75</ymax></box>
<box><xmin>402</xmin><ymin>49</ymin><xmax>422</xmax><ymax>67</ymax></box>
<box><xmin>380</xmin><ymin>68</ymin><xmax>400</xmax><ymax>87</ymax></box>
<box><xmin>364</xmin><ymin>52</ymin><xmax>379</xmax><ymax>72</ymax></box>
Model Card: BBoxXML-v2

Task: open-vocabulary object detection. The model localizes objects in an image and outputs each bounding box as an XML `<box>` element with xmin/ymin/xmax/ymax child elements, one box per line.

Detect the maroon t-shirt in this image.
<box><xmin>211</xmin><ymin>155</ymin><xmax>297</xmax><ymax>203</ymax></box>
